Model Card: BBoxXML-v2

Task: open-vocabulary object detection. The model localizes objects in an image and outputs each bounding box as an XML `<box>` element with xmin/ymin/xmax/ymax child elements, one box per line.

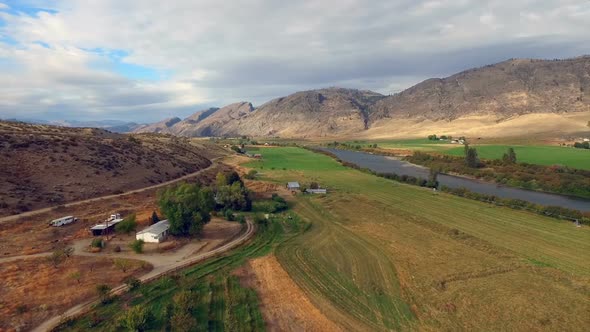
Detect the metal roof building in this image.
<box><xmin>136</xmin><ymin>220</ymin><xmax>170</xmax><ymax>243</ymax></box>
<box><xmin>287</xmin><ymin>182</ymin><xmax>300</xmax><ymax>190</ymax></box>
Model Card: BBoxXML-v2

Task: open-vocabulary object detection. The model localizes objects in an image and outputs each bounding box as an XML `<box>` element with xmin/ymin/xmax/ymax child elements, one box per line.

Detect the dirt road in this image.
<box><xmin>0</xmin><ymin>160</ymin><xmax>219</xmax><ymax>225</ymax></box>
<box><xmin>32</xmin><ymin>219</ymin><xmax>254</xmax><ymax>332</ymax></box>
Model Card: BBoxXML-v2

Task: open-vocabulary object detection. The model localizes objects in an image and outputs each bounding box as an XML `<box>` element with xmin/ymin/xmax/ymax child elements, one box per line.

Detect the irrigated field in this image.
<box><xmin>350</xmin><ymin>139</ymin><xmax>590</xmax><ymax>170</ymax></box>
<box><xmin>246</xmin><ymin>147</ymin><xmax>590</xmax><ymax>331</ymax></box>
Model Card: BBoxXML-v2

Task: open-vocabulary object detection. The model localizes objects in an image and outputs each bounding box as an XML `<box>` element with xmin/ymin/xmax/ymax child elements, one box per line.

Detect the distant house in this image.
<box><xmin>584</xmin><ymin>138</ymin><xmax>590</xmax><ymax>142</ymax></box>
<box><xmin>253</xmin><ymin>154</ymin><xmax>262</xmax><ymax>159</ymax></box>
<box><xmin>136</xmin><ymin>220</ymin><xmax>170</xmax><ymax>243</ymax></box>
<box><xmin>306</xmin><ymin>188</ymin><xmax>327</xmax><ymax>194</ymax></box>
<box><xmin>287</xmin><ymin>182</ymin><xmax>300</xmax><ymax>191</ymax></box>
<box><xmin>50</xmin><ymin>215</ymin><xmax>77</xmax><ymax>227</ymax></box>
<box><xmin>264</xmin><ymin>142</ymin><xmax>270</xmax><ymax>146</ymax></box>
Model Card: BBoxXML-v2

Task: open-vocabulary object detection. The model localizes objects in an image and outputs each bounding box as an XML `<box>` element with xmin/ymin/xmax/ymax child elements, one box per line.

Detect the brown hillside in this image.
<box><xmin>0</xmin><ymin>121</ymin><xmax>220</xmax><ymax>217</ymax></box>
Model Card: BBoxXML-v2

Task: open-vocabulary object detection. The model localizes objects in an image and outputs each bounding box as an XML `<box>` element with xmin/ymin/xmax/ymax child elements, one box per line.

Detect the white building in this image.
<box><xmin>136</xmin><ymin>220</ymin><xmax>170</xmax><ymax>243</ymax></box>
<box><xmin>50</xmin><ymin>216</ymin><xmax>77</xmax><ymax>227</ymax></box>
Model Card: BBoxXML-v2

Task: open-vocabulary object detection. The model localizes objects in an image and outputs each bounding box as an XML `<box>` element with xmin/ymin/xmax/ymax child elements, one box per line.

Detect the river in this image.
<box><xmin>321</xmin><ymin>148</ymin><xmax>590</xmax><ymax>212</ymax></box>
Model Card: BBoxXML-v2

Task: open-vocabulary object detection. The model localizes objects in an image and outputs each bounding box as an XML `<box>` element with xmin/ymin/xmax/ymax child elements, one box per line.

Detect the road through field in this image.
<box><xmin>32</xmin><ymin>219</ymin><xmax>254</xmax><ymax>332</ymax></box>
<box><xmin>0</xmin><ymin>159</ymin><xmax>220</xmax><ymax>224</ymax></box>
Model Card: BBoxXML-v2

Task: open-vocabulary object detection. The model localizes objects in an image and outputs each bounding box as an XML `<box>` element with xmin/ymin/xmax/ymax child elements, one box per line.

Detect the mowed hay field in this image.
<box><xmin>245</xmin><ymin>147</ymin><xmax>590</xmax><ymax>331</ymax></box>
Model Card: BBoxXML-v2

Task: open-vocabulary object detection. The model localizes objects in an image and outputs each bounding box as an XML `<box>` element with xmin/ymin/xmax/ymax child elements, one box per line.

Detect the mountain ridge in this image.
<box><xmin>135</xmin><ymin>57</ymin><xmax>590</xmax><ymax>138</ymax></box>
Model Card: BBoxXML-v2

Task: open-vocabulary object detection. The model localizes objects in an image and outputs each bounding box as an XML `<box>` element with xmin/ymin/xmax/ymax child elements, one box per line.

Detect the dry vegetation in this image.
<box><xmin>0</xmin><ymin>256</ymin><xmax>150</xmax><ymax>332</ymax></box>
<box><xmin>0</xmin><ymin>121</ymin><xmax>227</xmax><ymax>217</ymax></box>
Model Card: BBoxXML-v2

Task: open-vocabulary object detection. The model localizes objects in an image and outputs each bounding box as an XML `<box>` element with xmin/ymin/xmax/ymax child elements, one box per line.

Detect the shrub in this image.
<box><xmin>91</xmin><ymin>238</ymin><xmax>104</xmax><ymax>248</ymax></box>
<box><xmin>115</xmin><ymin>214</ymin><xmax>137</xmax><ymax>234</ymax></box>
<box><xmin>96</xmin><ymin>284</ymin><xmax>112</xmax><ymax>304</ymax></box>
<box><xmin>244</xmin><ymin>169</ymin><xmax>258</xmax><ymax>180</ymax></box>
<box><xmin>223</xmin><ymin>209</ymin><xmax>235</xmax><ymax>221</ymax></box>
<box><xmin>130</xmin><ymin>239</ymin><xmax>144</xmax><ymax>254</ymax></box>
<box><xmin>125</xmin><ymin>277</ymin><xmax>141</xmax><ymax>291</ymax></box>
<box><xmin>119</xmin><ymin>305</ymin><xmax>152</xmax><ymax>331</ymax></box>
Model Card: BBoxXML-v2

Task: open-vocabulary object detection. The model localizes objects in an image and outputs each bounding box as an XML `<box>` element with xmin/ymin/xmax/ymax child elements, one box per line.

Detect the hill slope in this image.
<box><xmin>138</xmin><ymin>57</ymin><xmax>590</xmax><ymax>138</ymax></box>
<box><xmin>0</xmin><ymin>121</ymin><xmax>220</xmax><ymax>216</ymax></box>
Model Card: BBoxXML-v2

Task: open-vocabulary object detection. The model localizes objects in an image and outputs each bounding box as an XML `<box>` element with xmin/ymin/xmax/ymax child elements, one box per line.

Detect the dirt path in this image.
<box><xmin>0</xmin><ymin>159</ymin><xmax>220</xmax><ymax>225</ymax></box>
<box><xmin>32</xmin><ymin>220</ymin><xmax>254</xmax><ymax>332</ymax></box>
<box><xmin>244</xmin><ymin>255</ymin><xmax>342</xmax><ymax>332</ymax></box>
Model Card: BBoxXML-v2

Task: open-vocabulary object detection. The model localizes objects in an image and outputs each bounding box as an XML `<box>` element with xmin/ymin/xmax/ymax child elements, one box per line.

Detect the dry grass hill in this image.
<box><xmin>0</xmin><ymin>121</ymin><xmax>222</xmax><ymax>217</ymax></box>
<box><xmin>136</xmin><ymin>57</ymin><xmax>590</xmax><ymax>138</ymax></box>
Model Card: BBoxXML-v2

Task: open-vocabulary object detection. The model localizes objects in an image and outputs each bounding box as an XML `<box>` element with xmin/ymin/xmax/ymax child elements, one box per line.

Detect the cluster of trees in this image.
<box><xmin>158</xmin><ymin>183</ymin><xmax>215</xmax><ymax>237</ymax></box>
<box><xmin>157</xmin><ymin>171</ymin><xmax>252</xmax><ymax>237</ymax></box>
<box><xmin>253</xmin><ymin>193</ymin><xmax>288</xmax><ymax>213</ymax></box>
<box><xmin>464</xmin><ymin>144</ymin><xmax>480</xmax><ymax>168</ymax></box>
<box><xmin>326</xmin><ymin>141</ymin><xmax>378</xmax><ymax>150</ymax></box>
<box><xmin>440</xmin><ymin>186</ymin><xmax>589</xmax><ymax>225</ymax></box>
<box><xmin>407</xmin><ymin>151</ymin><xmax>590</xmax><ymax>199</ymax></box>
<box><xmin>573</xmin><ymin>141</ymin><xmax>590</xmax><ymax>149</ymax></box>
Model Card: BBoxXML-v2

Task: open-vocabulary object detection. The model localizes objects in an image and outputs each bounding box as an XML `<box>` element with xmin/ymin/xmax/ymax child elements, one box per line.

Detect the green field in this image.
<box><xmin>248</xmin><ymin>147</ymin><xmax>590</xmax><ymax>331</ymax></box>
<box><xmin>360</xmin><ymin>139</ymin><xmax>590</xmax><ymax>170</ymax></box>
<box><xmin>445</xmin><ymin>144</ymin><xmax>590</xmax><ymax>169</ymax></box>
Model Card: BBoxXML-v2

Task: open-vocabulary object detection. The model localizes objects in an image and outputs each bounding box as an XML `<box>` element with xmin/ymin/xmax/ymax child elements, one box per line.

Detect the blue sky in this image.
<box><xmin>0</xmin><ymin>0</ymin><xmax>589</xmax><ymax>122</ymax></box>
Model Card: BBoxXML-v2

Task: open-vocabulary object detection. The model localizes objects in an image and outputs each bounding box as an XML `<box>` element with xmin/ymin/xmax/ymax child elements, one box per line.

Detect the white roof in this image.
<box><xmin>52</xmin><ymin>216</ymin><xmax>73</xmax><ymax>222</ymax></box>
<box><xmin>137</xmin><ymin>220</ymin><xmax>170</xmax><ymax>236</ymax></box>
<box><xmin>287</xmin><ymin>182</ymin><xmax>300</xmax><ymax>187</ymax></box>
<box><xmin>90</xmin><ymin>218</ymin><xmax>123</xmax><ymax>230</ymax></box>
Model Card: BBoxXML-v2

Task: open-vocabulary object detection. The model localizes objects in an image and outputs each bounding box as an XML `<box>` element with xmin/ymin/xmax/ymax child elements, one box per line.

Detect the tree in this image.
<box><xmin>170</xmin><ymin>312</ymin><xmax>197</xmax><ymax>332</ymax></box>
<box><xmin>216</xmin><ymin>181</ymin><xmax>252</xmax><ymax>212</ymax></box>
<box><xmin>309</xmin><ymin>182</ymin><xmax>320</xmax><ymax>189</ymax></box>
<box><xmin>465</xmin><ymin>147</ymin><xmax>479</xmax><ymax>168</ymax></box>
<box><xmin>244</xmin><ymin>169</ymin><xmax>258</xmax><ymax>179</ymax></box>
<box><xmin>227</xmin><ymin>171</ymin><xmax>243</xmax><ymax>186</ymax></box>
<box><xmin>130</xmin><ymin>239</ymin><xmax>144</xmax><ymax>253</ymax></box>
<box><xmin>119</xmin><ymin>305</ymin><xmax>153</xmax><ymax>332</ymax></box>
<box><xmin>114</xmin><ymin>258</ymin><xmax>132</xmax><ymax>272</ymax></box>
<box><xmin>115</xmin><ymin>214</ymin><xmax>137</xmax><ymax>234</ymax></box>
<box><xmin>215</xmin><ymin>173</ymin><xmax>227</xmax><ymax>188</ymax></box>
<box><xmin>169</xmin><ymin>290</ymin><xmax>197</xmax><ymax>332</ymax></box>
<box><xmin>69</xmin><ymin>271</ymin><xmax>81</xmax><ymax>284</ymax></box>
<box><xmin>502</xmin><ymin>147</ymin><xmax>517</xmax><ymax>164</ymax></box>
<box><xmin>150</xmin><ymin>211</ymin><xmax>160</xmax><ymax>224</ymax></box>
<box><xmin>96</xmin><ymin>284</ymin><xmax>112</xmax><ymax>304</ymax></box>
<box><xmin>158</xmin><ymin>182</ymin><xmax>214</xmax><ymax>236</ymax></box>
<box><xmin>48</xmin><ymin>247</ymin><xmax>74</xmax><ymax>268</ymax></box>
<box><xmin>427</xmin><ymin>168</ymin><xmax>440</xmax><ymax>188</ymax></box>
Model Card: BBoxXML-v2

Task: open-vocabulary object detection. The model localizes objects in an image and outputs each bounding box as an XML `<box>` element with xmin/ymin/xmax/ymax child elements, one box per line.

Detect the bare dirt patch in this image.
<box><xmin>0</xmin><ymin>256</ymin><xmax>150</xmax><ymax>332</ymax></box>
<box><xmin>236</xmin><ymin>255</ymin><xmax>342</xmax><ymax>332</ymax></box>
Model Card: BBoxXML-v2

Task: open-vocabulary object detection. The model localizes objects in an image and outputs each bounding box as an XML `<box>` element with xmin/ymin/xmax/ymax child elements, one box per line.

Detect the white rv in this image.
<box><xmin>50</xmin><ymin>216</ymin><xmax>77</xmax><ymax>227</ymax></box>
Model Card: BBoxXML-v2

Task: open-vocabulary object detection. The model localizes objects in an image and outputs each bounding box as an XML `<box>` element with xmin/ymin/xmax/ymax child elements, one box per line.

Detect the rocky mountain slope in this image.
<box><xmin>138</xmin><ymin>57</ymin><xmax>590</xmax><ymax>138</ymax></box>
<box><xmin>0</xmin><ymin>121</ymin><xmax>223</xmax><ymax>216</ymax></box>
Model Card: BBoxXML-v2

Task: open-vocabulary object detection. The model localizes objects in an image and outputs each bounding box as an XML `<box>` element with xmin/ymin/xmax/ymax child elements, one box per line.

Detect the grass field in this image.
<box><xmin>444</xmin><ymin>144</ymin><xmax>590</xmax><ymax>169</ymax></box>
<box><xmin>246</xmin><ymin>147</ymin><xmax>590</xmax><ymax>331</ymax></box>
<box><xmin>57</xmin><ymin>214</ymin><xmax>307</xmax><ymax>332</ymax></box>
<box><xmin>347</xmin><ymin>139</ymin><xmax>590</xmax><ymax>170</ymax></box>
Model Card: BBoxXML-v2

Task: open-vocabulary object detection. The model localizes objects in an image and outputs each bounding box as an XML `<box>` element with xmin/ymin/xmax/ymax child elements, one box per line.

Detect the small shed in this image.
<box><xmin>287</xmin><ymin>182</ymin><xmax>300</xmax><ymax>190</ymax></box>
<box><xmin>90</xmin><ymin>218</ymin><xmax>123</xmax><ymax>236</ymax></box>
<box><xmin>136</xmin><ymin>220</ymin><xmax>170</xmax><ymax>243</ymax></box>
<box><xmin>253</xmin><ymin>154</ymin><xmax>262</xmax><ymax>159</ymax></box>
<box><xmin>306</xmin><ymin>188</ymin><xmax>327</xmax><ymax>194</ymax></box>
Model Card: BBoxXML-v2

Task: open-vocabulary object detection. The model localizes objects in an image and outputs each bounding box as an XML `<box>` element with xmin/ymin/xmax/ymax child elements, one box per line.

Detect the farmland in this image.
<box><xmin>246</xmin><ymin>147</ymin><xmax>590</xmax><ymax>331</ymax></box>
<box><xmin>343</xmin><ymin>139</ymin><xmax>590</xmax><ymax>170</ymax></box>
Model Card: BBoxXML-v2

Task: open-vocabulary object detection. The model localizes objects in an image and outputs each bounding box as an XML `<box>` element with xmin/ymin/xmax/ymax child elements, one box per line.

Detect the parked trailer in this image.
<box><xmin>50</xmin><ymin>216</ymin><xmax>77</xmax><ymax>227</ymax></box>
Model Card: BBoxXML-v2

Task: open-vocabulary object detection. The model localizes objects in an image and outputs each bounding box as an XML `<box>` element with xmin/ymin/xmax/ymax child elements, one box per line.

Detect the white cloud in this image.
<box><xmin>0</xmin><ymin>0</ymin><xmax>589</xmax><ymax>121</ymax></box>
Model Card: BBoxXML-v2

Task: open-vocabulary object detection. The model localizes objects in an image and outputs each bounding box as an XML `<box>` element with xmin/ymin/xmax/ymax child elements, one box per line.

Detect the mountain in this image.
<box><xmin>133</xmin><ymin>117</ymin><xmax>182</xmax><ymax>134</ymax></box>
<box><xmin>0</xmin><ymin>121</ymin><xmax>220</xmax><ymax>217</ymax></box>
<box><xmin>1</xmin><ymin>118</ymin><xmax>143</xmax><ymax>133</ymax></box>
<box><xmin>137</xmin><ymin>57</ymin><xmax>590</xmax><ymax>138</ymax></box>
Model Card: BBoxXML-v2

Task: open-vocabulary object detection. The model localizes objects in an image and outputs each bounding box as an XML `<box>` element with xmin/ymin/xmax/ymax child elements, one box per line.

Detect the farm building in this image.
<box><xmin>50</xmin><ymin>216</ymin><xmax>77</xmax><ymax>227</ymax></box>
<box><xmin>90</xmin><ymin>218</ymin><xmax>123</xmax><ymax>236</ymax></box>
<box><xmin>136</xmin><ymin>220</ymin><xmax>170</xmax><ymax>243</ymax></box>
<box><xmin>287</xmin><ymin>182</ymin><xmax>300</xmax><ymax>190</ymax></box>
<box><xmin>253</xmin><ymin>154</ymin><xmax>262</xmax><ymax>159</ymax></box>
<box><xmin>306</xmin><ymin>188</ymin><xmax>327</xmax><ymax>194</ymax></box>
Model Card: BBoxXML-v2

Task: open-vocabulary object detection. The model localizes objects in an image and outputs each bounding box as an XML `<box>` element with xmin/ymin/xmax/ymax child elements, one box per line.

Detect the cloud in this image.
<box><xmin>0</xmin><ymin>0</ymin><xmax>590</xmax><ymax>121</ymax></box>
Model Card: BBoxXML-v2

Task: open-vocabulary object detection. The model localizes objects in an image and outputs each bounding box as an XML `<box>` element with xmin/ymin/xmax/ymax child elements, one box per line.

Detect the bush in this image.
<box><xmin>130</xmin><ymin>239</ymin><xmax>144</xmax><ymax>254</ymax></box>
<box><xmin>91</xmin><ymin>238</ymin><xmax>104</xmax><ymax>248</ymax></box>
<box><xmin>115</xmin><ymin>214</ymin><xmax>137</xmax><ymax>234</ymax></box>
<box><xmin>125</xmin><ymin>277</ymin><xmax>141</xmax><ymax>291</ymax></box>
<box><xmin>236</xmin><ymin>214</ymin><xmax>246</xmax><ymax>224</ymax></box>
<box><xmin>119</xmin><ymin>305</ymin><xmax>152</xmax><ymax>331</ymax></box>
<box><xmin>244</xmin><ymin>169</ymin><xmax>258</xmax><ymax>180</ymax></box>
<box><xmin>223</xmin><ymin>209</ymin><xmax>235</xmax><ymax>221</ymax></box>
<box><xmin>96</xmin><ymin>284</ymin><xmax>112</xmax><ymax>304</ymax></box>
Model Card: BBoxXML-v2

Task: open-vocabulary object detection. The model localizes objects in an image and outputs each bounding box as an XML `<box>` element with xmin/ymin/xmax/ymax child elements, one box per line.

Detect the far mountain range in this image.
<box><xmin>134</xmin><ymin>57</ymin><xmax>590</xmax><ymax>138</ymax></box>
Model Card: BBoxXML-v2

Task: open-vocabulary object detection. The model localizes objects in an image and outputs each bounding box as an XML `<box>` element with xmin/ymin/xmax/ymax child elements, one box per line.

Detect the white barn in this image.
<box><xmin>136</xmin><ymin>220</ymin><xmax>170</xmax><ymax>243</ymax></box>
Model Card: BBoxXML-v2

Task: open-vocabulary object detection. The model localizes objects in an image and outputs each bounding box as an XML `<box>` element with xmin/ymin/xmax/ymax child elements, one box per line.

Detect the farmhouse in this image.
<box><xmin>306</xmin><ymin>188</ymin><xmax>327</xmax><ymax>194</ymax></box>
<box><xmin>287</xmin><ymin>182</ymin><xmax>300</xmax><ymax>190</ymax></box>
<box><xmin>136</xmin><ymin>219</ymin><xmax>170</xmax><ymax>243</ymax></box>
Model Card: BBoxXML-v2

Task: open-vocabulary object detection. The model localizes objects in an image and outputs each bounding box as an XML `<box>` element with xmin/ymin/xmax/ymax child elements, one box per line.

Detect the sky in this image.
<box><xmin>0</xmin><ymin>0</ymin><xmax>589</xmax><ymax>122</ymax></box>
